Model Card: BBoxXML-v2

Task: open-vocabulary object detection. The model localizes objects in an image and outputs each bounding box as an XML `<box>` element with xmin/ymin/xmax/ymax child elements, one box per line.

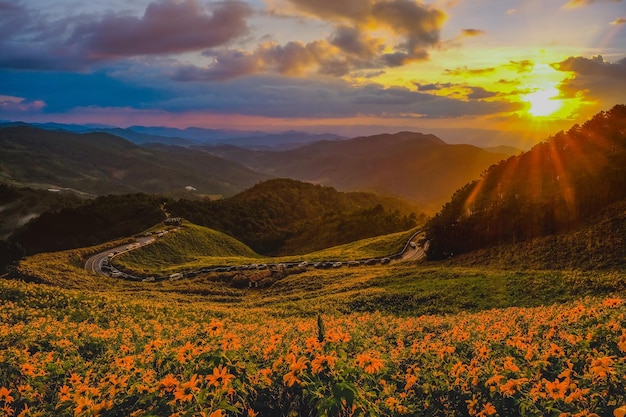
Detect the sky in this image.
<box><xmin>0</xmin><ymin>0</ymin><xmax>624</xmax><ymax>142</ymax></box>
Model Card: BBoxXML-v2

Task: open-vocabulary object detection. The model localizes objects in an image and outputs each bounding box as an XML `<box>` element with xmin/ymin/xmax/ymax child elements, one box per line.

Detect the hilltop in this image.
<box><xmin>202</xmin><ymin>131</ymin><xmax>508</xmax><ymax>212</ymax></box>
<box><xmin>425</xmin><ymin>104</ymin><xmax>626</xmax><ymax>261</ymax></box>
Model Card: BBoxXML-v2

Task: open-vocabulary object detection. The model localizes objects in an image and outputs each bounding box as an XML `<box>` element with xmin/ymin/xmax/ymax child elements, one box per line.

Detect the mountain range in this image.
<box><xmin>0</xmin><ymin>125</ymin><xmax>511</xmax><ymax>211</ymax></box>
<box><xmin>201</xmin><ymin>132</ymin><xmax>509</xmax><ymax>211</ymax></box>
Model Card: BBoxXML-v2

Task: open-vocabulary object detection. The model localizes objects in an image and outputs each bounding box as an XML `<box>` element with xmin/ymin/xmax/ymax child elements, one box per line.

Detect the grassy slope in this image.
<box><xmin>113</xmin><ymin>223</ymin><xmax>419</xmax><ymax>275</ymax></box>
<box><xmin>114</xmin><ymin>223</ymin><xmax>262</xmax><ymax>274</ymax></box>
<box><xmin>13</xmin><ymin>228</ymin><xmax>626</xmax><ymax>318</ymax></box>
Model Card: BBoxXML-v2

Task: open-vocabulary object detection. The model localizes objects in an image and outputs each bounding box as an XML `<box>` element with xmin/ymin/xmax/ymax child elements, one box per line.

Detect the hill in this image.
<box><xmin>168</xmin><ymin>178</ymin><xmax>423</xmax><ymax>255</ymax></box>
<box><xmin>201</xmin><ymin>131</ymin><xmax>508</xmax><ymax>212</ymax></box>
<box><xmin>0</xmin><ymin>125</ymin><xmax>267</xmax><ymax>196</ymax></box>
<box><xmin>435</xmin><ymin>199</ymin><xmax>626</xmax><ymax>271</ymax></box>
<box><xmin>9</xmin><ymin>193</ymin><xmax>166</xmax><ymax>256</ymax></box>
<box><xmin>115</xmin><ymin>222</ymin><xmax>261</xmax><ymax>275</ymax></box>
<box><xmin>424</xmin><ymin>105</ymin><xmax>626</xmax><ymax>260</ymax></box>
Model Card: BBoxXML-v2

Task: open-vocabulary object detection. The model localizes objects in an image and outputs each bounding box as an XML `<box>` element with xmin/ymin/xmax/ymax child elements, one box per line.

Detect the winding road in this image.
<box><xmin>85</xmin><ymin>236</ymin><xmax>155</xmax><ymax>277</ymax></box>
<box><xmin>85</xmin><ymin>227</ymin><xmax>426</xmax><ymax>281</ymax></box>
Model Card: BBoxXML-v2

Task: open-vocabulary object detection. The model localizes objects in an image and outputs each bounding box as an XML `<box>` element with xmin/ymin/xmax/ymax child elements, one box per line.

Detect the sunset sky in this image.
<box><xmin>0</xmin><ymin>0</ymin><xmax>624</xmax><ymax>141</ymax></box>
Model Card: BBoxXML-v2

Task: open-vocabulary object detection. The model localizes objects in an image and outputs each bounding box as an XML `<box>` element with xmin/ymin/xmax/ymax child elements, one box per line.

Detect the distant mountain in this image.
<box><xmin>126</xmin><ymin>125</ymin><xmax>265</xmax><ymax>143</ymax></box>
<box><xmin>216</xmin><ymin>131</ymin><xmax>347</xmax><ymax>150</ymax></box>
<box><xmin>0</xmin><ymin>121</ymin><xmax>347</xmax><ymax>149</ymax></box>
<box><xmin>424</xmin><ymin>104</ymin><xmax>626</xmax><ymax>260</ymax></box>
<box><xmin>482</xmin><ymin>145</ymin><xmax>523</xmax><ymax>156</ymax></box>
<box><xmin>0</xmin><ymin>126</ymin><xmax>268</xmax><ymax>197</ymax></box>
<box><xmin>202</xmin><ymin>131</ymin><xmax>508</xmax><ymax>212</ymax></box>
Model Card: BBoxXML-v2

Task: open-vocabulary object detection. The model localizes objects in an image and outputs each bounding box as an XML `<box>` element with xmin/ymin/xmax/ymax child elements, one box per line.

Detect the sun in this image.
<box><xmin>523</xmin><ymin>87</ymin><xmax>562</xmax><ymax>117</ymax></box>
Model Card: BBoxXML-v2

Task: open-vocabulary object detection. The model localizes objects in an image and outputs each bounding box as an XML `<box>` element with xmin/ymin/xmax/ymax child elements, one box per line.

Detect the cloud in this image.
<box><xmin>0</xmin><ymin>0</ymin><xmax>253</xmax><ymax>70</ymax></box>
<box><xmin>551</xmin><ymin>55</ymin><xmax>626</xmax><ymax>108</ymax></box>
<box><xmin>460</xmin><ymin>29</ymin><xmax>486</xmax><ymax>37</ymax></box>
<box><xmin>444</xmin><ymin>66</ymin><xmax>497</xmax><ymax>76</ymax></box>
<box><xmin>270</xmin><ymin>0</ymin><xmax>446</xmax><ymax>68</ymax></box>
<box><xmin>466</xmin><ymin>86</ymin><xmax>498</xmax><ymax>100</ymax></box>
<box><xmin>70</xmin><ymin>0</ymin><xmax>252</xmax><ymax>58</ymax></box>
<box><xmin>0</xmin><ymin>95</ymin><xmax>45</xmax><ymax>112</ymax></box>
<box><xmin>508</xmin><ymin>60</ymin><xmax>535</xmax><ymax>73</ymax></box>
<box><xmin>563</xmin><ymin>0</ymin><xmax>622</xmax><ymax>8</ymax></box>
<box><xmin>611</xmin><ymin>17</ymin><xmax>626</xmax><ymax>24</ymax></box>
<box><xmin>414</xmin><ymin>82</ymin><xmax>453</xmax><ymax>91</ymax></box>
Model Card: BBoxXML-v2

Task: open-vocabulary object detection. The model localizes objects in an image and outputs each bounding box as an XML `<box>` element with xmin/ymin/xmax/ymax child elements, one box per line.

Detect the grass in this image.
<box><xmin>113</xmin><ymin>222</ymin><xmax>420</xmax><ymax>276</ymax></box>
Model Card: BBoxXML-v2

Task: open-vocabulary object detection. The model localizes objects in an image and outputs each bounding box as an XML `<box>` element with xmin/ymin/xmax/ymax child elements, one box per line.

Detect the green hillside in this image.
<box><xmin>115</xmin><ymin>222</ymin><xmax>261</xmax><ymax>275</ymax></box>
<box><xmin>168</xmin><ymin>178</ymin><xmax>423</xmax><ymax>256</ymax></box>
<box><xmin>425</xmin><ymin>105</ymin><xmax>626</xmax><ymax>260</ymax></box>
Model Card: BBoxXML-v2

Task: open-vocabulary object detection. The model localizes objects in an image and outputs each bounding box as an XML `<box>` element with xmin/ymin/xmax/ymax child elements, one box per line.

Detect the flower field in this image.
<box><xmin>1</xmin><ymin>278</ymin><xmax>625</xmax><ymax>417</ymax></box>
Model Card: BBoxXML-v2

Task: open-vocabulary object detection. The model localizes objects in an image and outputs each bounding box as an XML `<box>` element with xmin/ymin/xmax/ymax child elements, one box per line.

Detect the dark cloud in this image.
<box><xmin>156</xmin><ymin>74</ymin><xmax>519</xmax><ymax>118</ymax></box>
<box><xmin>551</xmin><ymin>55</ymin><xmax>626</xmax><ymax>107</ymax></box>
<box><xmin>279</xmin><ymin>0</ymin><xmax>446</xmax><ymax>68</ymax></box>
<box><xmin>508</xmin><ymin>60</ymin><xmax>534</xmax><ymax>73</ymax></box>
<box><xmin>444</xmin><ymin>66</ymin><xmax>497</xmax><ymax>76</ymax></box>
<box><xmin>70</xmin><ymin>0</ymin><xmax>252</xmax><ymax>58</ymax></box>
<box><xmin>461</xmin><ymin>29</ymin><xmax>486</xmax><ymax>37</ymax></box>
<box><xmin>330</xmin><ymin>26</ymin><xmax>381</xmax><ymax>59</ymax></box>
<box><xmin>466</xmin><ymin>86</ymin><xmax>498</xmax><ymax>100</ymax></box>
<box><xmin>414</xmin><ymin>82</ymin><xmax>454</xmax><ymax>91</ymax></box>
<box><xmin>0</xmin><ymin>0</ymin><xmax>252</xmax><ymax>70</ymax></box>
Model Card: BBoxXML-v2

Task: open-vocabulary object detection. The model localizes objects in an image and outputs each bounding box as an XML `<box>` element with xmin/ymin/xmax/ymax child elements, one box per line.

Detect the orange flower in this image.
<box><xmin>618</xmin><ymin>331</ymin><xmax>626</xmax><ymax>353</ymax></box>
<box><xmin>158</xmin><ymin>374</ymin><xmax>179</xmax><ymax>392</ymax></box>
<box><xmin>206</xmin><ymin>365</ymin><xmax>235</xmax><ymax>389</ymax></box>
<box><xmin>283</xmin><ymin>371</ymin><xmax>301</xmax><ymax>387</ymax></box>
<box><xmin>614</xmin><ymin>405</ymin><xmax>626</xmax><ymax>417</ymax></box>
<box><xmin>286</xmin><ymin>353</ymin><xmax>308</xmax><ymax>373</ymax></box>
<box><xmin>69</xmin><ymin>374</ymin><xmax>82</xmax><ymax>386</ymax></box>
<box><xmin>20</xmin><ymin>363</ymin><xmax>36</xmax><ymax>377</ymax></box>
<box><xmin>58</xmin><ymin>385</ymin><xmax>72</xmax><ymax>402</ymax></box>
<box><xmin>545</xmin><ymin>378</ymin><xmax>568</xmax><ymax>401</ymax></box>
<box><xmin>311</xmin><ymin>353</ymin><xmax>337</xmax><ymax>374</ymax></box>
<box><xmin>503</xmin><ymin>357</ymin><xmax>520</xmax><ymax>373</ymax></box>
<box><xmin>0</xmin><ymin>387</ymin><xmax>14</xmax><ymax>403</ymax></box>
<box><xmin>499</xmin><ymin>378</ymin><xmax>528</xmax><ymax>396</ymax></box>
<box><xmin>589</xmin><ymin>356</ymin><xmax>614</xmax><ymax>380</ymax></box>
<box><xmin>479</xmin><ymin>402</ymin><xmax>497</xmax><ymax>416</ymax></box>
<box><xmin>355</xmin><ymin>353</ymin><xmax>384</xmax><ymax>374</ymax></box>
<box><xmin>206</xmin><ymin>319</ymin><xmax>224</xmax><ymax>336</ymax></box>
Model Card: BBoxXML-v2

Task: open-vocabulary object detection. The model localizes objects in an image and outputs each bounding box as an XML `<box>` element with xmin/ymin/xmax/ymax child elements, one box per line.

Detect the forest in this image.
<box><xmin>167</xmin><ymin>179</ymin><xmax>421</xmax><ymax>255</ymax></box>
<box><xmin>425</xmin><ymin>105</ymin><xmax>626</xmax><ymax>259</ymax></box>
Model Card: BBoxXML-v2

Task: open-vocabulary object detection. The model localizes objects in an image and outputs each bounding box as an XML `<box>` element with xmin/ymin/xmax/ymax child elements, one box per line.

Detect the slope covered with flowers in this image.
<box><xmin>1</xmin><ymin>279</ymin><xmax>625</xmax><ymax>417</ymax></box>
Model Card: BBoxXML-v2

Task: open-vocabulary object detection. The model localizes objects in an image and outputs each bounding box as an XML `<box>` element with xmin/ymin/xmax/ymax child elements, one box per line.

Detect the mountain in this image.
<box><xmin>0</xmin><ymin>121</ymin><xmax>347</xmax><ymax>149</ymax></box>
<box><xmin>201</xmin><ymin>131</ymin><xmax>508</xmax><ymax>212</ymax></box>
<box><xmin>424</xmin><ymin>104</ymin><xmax>626</xmax><ymax>260</ymax></box>
<box><xmin>167</xmin><ymin>178</ymin><xmax>423</xmax><ymax>255</ymax></box>
<box><xmin>215</xmin><ymin>131</ymin><xmax>346</xmax><ymax>150</ymax></box>
<box><xmin>0</xmin><ymin>126</ymin><xmax>268</xmax><ymax>197</ymax></box>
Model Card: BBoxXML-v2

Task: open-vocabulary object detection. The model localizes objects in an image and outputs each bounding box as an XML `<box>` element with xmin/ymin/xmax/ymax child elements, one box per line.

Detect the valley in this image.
<box><xmin>1</xmin><ymin>106</ymin><xmax>625</xmax><ymax>417</ymax></box>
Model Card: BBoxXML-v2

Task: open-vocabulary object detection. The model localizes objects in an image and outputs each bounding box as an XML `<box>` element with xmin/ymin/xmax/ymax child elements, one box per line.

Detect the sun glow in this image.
<box><xmin>524</xmin><ymin>87</ymin><xmax>562</xmax><ymax>117</ymax></box>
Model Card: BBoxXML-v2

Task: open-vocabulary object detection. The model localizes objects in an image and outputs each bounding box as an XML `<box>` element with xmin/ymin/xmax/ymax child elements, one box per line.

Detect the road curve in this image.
<box><xmin>84</xmin><ymin>236</ymin><xmax>155</xmax><ymax>277</ymax></box>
